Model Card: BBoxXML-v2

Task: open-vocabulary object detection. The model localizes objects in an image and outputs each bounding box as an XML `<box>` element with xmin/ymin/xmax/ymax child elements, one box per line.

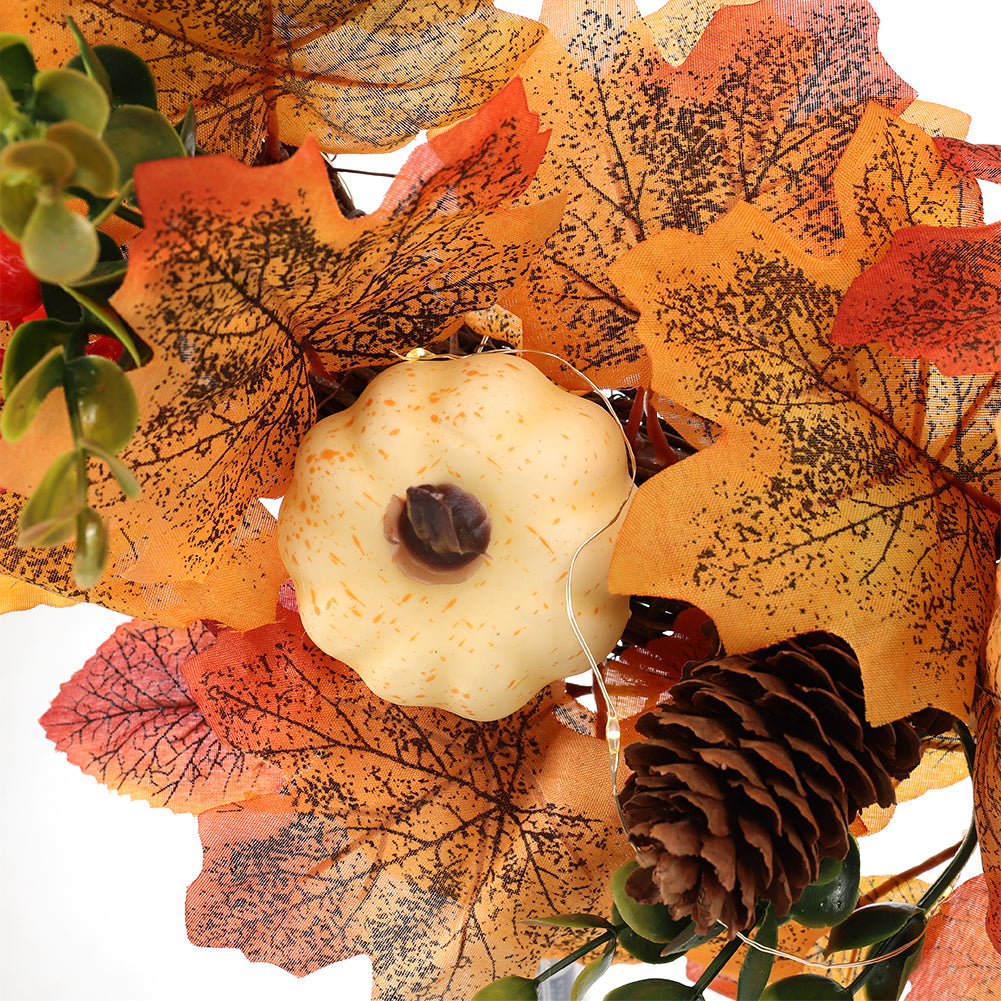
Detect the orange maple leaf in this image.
<box><xmin>606</xmin><ymin>201</ymin><xmax>999</xmax><ymax>727</ymax></box>
<box><xmin>40</xmin><ymin>618</ymin><xmax>284</xmax><ymax>813</ymax></box>
<box><xmin>181</xmin><ymin>606</ymin><xmax>632</xmax><ymax>997</ymax></box>
<box><xmin>501</xmin><ymin>0</ymin><xmax>913</xmax><ymax>388</ymax></box>
<box><xmin>11</xmin><ymin>0</ymin><xmax>543</xmax><ymax>160</ymax></box>
<box><xmin>831</xmin><ymin>220</ymin><xmax>1001</xmax><ymax>375</ymax></box>
<box><xmin>975</xmin><ymin>418</ymin><xmax>1001</xmax><ymax>956</ymax></box>
<box><xmin>0</xmin><ymin>82</ymin><xmax>560</xmax><ymax>627</ymax></box>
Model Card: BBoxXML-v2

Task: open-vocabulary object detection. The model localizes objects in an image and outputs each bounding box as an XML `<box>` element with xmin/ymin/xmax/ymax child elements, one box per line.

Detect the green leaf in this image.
<box><xmin>72</xmin><ymin>506</ymin><xmax>107</xmax><ymax>589</ymax></box>
<box><xmin>472</xmin><ymin>975</ymin><xmax>539</xmax><ymax>1000</ymax></box>
<box><xmin>1</xmin><ymin>77</ymin><xmax>32</xmax><ymax>139</ymax></box>
<box><xmin>176</xmin><ymin>103</ymin><xmax>197</xmax><ymax>156</ymax></box>
<box><xmin>46</xmin><ymin>121</ymin><xmax>118</xmax><ymax>197</ymax></box>
<box><xmin>0</xmin><ymin>179</ymin><xmax>38</xmax><ymax>237</ymax></box>
<box><xmin>760</xmin><ymin>974</ymin><xmax>852</xmax><ymax>1000</ymax></box>
<box><xmin>67</xmin><ymin>45</ymin><xmax>157</xmax><ymax>111</ymax></box>
<box><xmin>861</xmin><ymin>913</ymin><xmax>927</xmax><ymax>1001</ymax></box>
<box><xmin>59</xmin><ymin>285</ymin><xmax>144</xmax><ymax>367</ymax></box>
<box><xmin>103</xmin><ymin>104</ymin><xmax>185</xmax><ymax>184</ymax></box>
<box><xmin>2</xmin><ymin>316</ymin><xmax>75</xmax><ymax>397</ymax></box>
<box><xmin>657</xmin><ymin>921</ymin><xmax>724</xmax><ymax>960</ymax></box>
<box><xmin>70</xmin><ymin>259</ymin><xmax>129</xmax><ymax>289</ymax></box>
<box><xmin>571</xmin><ymin>938</ymin><xmax>616</xmax><ymax>1001</ymax></box>
<box><xmin>20</xmin><ymin>199</ymin><xmax>99</xmax><ymax>284</ymax></box>
<box><xmin>77</xmin><ymin>437</ymin><xmax>141</xmax><ymax>499</ymax></box>
<box><xmin>16</xmin><ymin>450</ymin><xmax>81</xmax><ymax>548</ymax></box>
<box><xmin>825</xmin><ymin>902</ymin><xmax>922</xmax><ymax>955</ymax></box>
<box><xmin>0</xmin><ymin>35</ymin><xmax>36</xmax><ymax>100</ymax></box>
<box><xmin>0</xmin><ymin>343</ymin><xmax>65</xmax><ymax>441</ymax></box>
<box><xmin>32</xmin><ymin>68</ymin><xmax>109</xmax><ymax>132</ymax></box>
<box><xmin>1</xmin><ymin>138</ymin><xmax>75</xmax><ymax>189</ymax></box>
<box><xmin>737</xmin><ymin>905</ymin><xmax>779</xmax><ymax>1000</ymax></box>
<box><xmin>65</xmin><ymin>354</ymin><xmax>138</xmax><ymax>453</ymax></box>
<box><xmin>603</xmin><ymin>979</ymin><xmax>697</xmax><ymax>1000</ymax></box>
<box><xmin>611</xmin><ymin>861</ymin><xmax>692</xmax><ymax>944</ymax></box>
<box><xmin>788</xmin><ymin>837</ymin><xmax>861</xmax><ymax>929</ymax></box>
<box><xmin>527</xmin><ymin>913</ymin><xmax>615</xmax><ymax>931</ymax></box>
<box><xmin>63</xmin><ymin>17</ymin><xmax>112</xmax><ymax>102</ymax></box>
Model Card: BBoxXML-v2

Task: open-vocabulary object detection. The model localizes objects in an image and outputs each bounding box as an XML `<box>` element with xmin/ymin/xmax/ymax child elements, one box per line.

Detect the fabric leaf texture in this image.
<box><xmin>40</xmin><ymin>618</ymin><xmax>284</xmax><ymax>813</ymax></box>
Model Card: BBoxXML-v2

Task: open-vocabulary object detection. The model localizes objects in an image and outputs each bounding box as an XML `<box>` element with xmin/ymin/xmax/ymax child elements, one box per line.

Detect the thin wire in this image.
<box><xmin>727</xmin><ymin>925</ymin><xmax>927</xmax><ymax>971</ymax></box>
<box><xmin>394</xmin><ymin>345</ymin><xmax>638</xmax><ymax>837</ymax></box>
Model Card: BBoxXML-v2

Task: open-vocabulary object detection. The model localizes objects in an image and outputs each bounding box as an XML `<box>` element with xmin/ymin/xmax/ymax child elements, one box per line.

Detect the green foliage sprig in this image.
<box><xmin>0</xmin><ymin>21</ymin><xmax>188</xmax><ymax>586</ymax></box>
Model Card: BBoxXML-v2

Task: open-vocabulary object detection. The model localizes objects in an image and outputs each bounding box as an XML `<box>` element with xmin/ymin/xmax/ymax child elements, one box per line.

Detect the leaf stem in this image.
<box><xmin>856</xmin><ymin>839</ymin><xmax>963</xmax><ymax>907</ymax></box>
<box><xmin>847</xmin><ymin>721</ymin><xmax>979</xmax><ymax>996</ymax></box>
<box><xmin>690</xmin><ymin>934</ymin><xmax>744</xmax><ymax>995</ymax></box>
<box><xmin>113</xmin><ymin>203</ymin><xmax>144</xmax><ymax>228</ymax></box>
<box><xmin>534</xmin><ymin>927</ymin><xmax>619</xmax><ymax>985</ymax></box>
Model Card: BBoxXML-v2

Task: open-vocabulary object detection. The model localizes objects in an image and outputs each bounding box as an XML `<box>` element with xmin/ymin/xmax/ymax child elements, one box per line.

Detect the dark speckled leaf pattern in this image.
<box><xmin>181</xmin><ymin>608</ymin><xmax>632</xmax><ymax>998</ymax></box>
<box><xmin>607</xmin><ymin>202</ymin><xmax>999</xmax><ymax>727</ymax></box>
<box><xmin>503</xmin><ymin>0</ymin><xmax>913</xmax><ymax>388</ymax></box>
<box><xmin>8</xmin><ymin>0</ymin><xmax>544</xmax><ymax>159</ymax></box>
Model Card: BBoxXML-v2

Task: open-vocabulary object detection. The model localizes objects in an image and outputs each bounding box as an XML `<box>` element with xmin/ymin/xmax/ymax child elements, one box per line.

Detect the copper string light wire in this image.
<box><xmin>395</xmin><ymin>344</ymin><xmax>638</xmax><ymax>837</ymax></box>
<box><xmin>726</xmin><ymin>923</ymin><xmax>927</xmax><ymax>971</ymax></box>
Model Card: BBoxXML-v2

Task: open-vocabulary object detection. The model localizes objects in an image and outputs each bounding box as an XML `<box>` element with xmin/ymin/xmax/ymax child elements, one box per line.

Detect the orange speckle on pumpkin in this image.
<box><xmin>352</xmin><ymin>535</ymin><xmax>366</xmax><ymax>554</ymax></box>
<box><xmin>389</xmin><ymin>428</ymin><xmax>401</xmax><ymax>435</ymax></box>
<box><xmin>320</xmin><ymin>448</ymin><xmax>336</xmax><ymax>459</ymax></box>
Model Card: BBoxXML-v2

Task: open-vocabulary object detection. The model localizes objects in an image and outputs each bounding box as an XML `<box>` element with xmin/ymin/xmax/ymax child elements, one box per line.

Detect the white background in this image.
<box><xmin>1</xmin><ymin>1</ymin><xmax>997</xmax><ymax>999</ymax></box>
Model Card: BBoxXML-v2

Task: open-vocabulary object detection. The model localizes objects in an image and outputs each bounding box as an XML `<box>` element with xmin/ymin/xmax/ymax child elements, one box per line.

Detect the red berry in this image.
<box><xmin>0</xmin><ymin>231</ymin><xmax>43</xmax><ymax>324</ymax></box>
<box><xmin>85</xmin><ymin>333</ymin><xmax>123</xmax><ymax>362</ymax></box>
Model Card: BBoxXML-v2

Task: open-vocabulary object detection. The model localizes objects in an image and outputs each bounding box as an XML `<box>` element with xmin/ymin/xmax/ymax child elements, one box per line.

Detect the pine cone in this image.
<box><xmin>617</xmin><ymin>631</ymin><xmax>922</xmax><ymax>934</ymax></box>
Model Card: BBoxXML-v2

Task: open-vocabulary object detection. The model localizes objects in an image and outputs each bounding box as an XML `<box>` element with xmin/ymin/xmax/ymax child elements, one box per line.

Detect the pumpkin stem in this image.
<box><xmin>401</xmin><ymin>484</ymin><xmax>490</xmax><ymax>568</ymax></box>
<box><xmin>383</xmin><ymin>484</ymin><xmax>491</xmax><ymax>584</ymax></box>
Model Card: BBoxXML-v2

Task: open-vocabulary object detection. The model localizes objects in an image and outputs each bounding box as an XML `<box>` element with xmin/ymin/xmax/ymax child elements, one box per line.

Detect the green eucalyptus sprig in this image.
<box><xmin>477</xmin><ymin>723</ymin><xmax>978</xmax><ymax>1001</ymax></box>
<box><xmin>0</xmin><ymin>23</ymin><xmax>190</xmax><ymax>588</ymax></box>
<box><xmin>0</xmin><ymin>19</ymin><xmax>184</xmax><ymax>281</ymax></box>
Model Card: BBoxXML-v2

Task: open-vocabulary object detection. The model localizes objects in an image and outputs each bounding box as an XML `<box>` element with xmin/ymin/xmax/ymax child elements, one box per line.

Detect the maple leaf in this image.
<box><xmin>831</xmin><ymin>220</ymin><xmax>1001</xmax><ymax>375</ymax></box>
<box><xmin>180</xmin><ymin>607</ymin><xmax>632</xmax><ymax>997</ymax></box>
<box><xmin>0</xmin><ymin>82</ymin><xmax>560</xmax><ymax>626</ymax></box>
<box><xmin>501</xmin><ymin>0</ymin><xmax>913</xmax><ymax>387</ymax></box>
<box><xmin>834</xmin><ymin>103</ymin><xmax>985</xmax><ymax>269</ymax></box>
<box><xmin>907</xmin><ymin>875</ymin><xmax>1001</xmax><ymax>998</ymax></box>
<box><xmin>11</xmin><ymin>0</ymin><xmax>543</xmax><ymax>160</ymax></box>
<box><xmin>934</xmin><ymin>137</ymin><xmax>1001</xmax><ymax>183</ymax></box>
<box><xmin>39</xmin><ymin>618</ymin><xmax>284</xmax><ymax>813</ymax></box>
<box><xmin>606</xmin><ymin>202</ymin><xmax>999</xmax><ymax>726</ymax></box>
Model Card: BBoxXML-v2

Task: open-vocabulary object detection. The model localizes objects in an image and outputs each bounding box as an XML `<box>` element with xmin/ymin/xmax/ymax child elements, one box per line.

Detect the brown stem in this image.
<box><xmin>856</xmin><ymin>839</ymin><xmax>964</xmax><ymax>907</ymax></box>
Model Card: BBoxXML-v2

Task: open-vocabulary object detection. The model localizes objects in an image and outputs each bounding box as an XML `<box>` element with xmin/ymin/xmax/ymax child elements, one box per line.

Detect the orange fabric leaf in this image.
<box><xmin>0</xmin><ymin>84</ymin><xmax>560</xmax><ymax>627</ymax></box>
<box><xmin>11</xmin><ymin>0</ymin><xmax>543</xmax><ymax>160</ymax></box>
<box><xmin>0</xmin><ymin>572</ymin><xmax>76</xmax><ymax>613</ymax></box>
<box><xmin>607</xmin><ymin>203</ymin><xmax>999</xmax><ymax>726</ymax></box>
<box><xmin>975</xmin><ymin>452</ymin><xmax>1001</xmax><ymax>954</ymax></box>
<box><xmin>181</xmin><ymin>608</ymin><xmax>632</xmax><ymax>995</ymax></box>
<box><xmin>834</xmin><ymin>103</ymin><xmax>983</xmax><ymax>267</ymax></box>
<box><xmin>503</xmin><ymin>0</ymin><xmax>913</xmax><ymax>388</ymax></box>
<box><xmin>39</xmin><ymin>619</ymin><xmax>284</xmax><ymax>813</ymax></box>
<box><xmin>907</xmin><ymin>875</ymin><xmax>1001</xmax><ymax>997</ymax></box>
<box><xmin>831</xmin><ymin>221</ymin><xmax>1001</xmax><ymax>375</ymax></box>
<box><xmin>934</xmin><ymin>138</ymin><xmax>1001</xmax><ymax>183</ymax></box>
